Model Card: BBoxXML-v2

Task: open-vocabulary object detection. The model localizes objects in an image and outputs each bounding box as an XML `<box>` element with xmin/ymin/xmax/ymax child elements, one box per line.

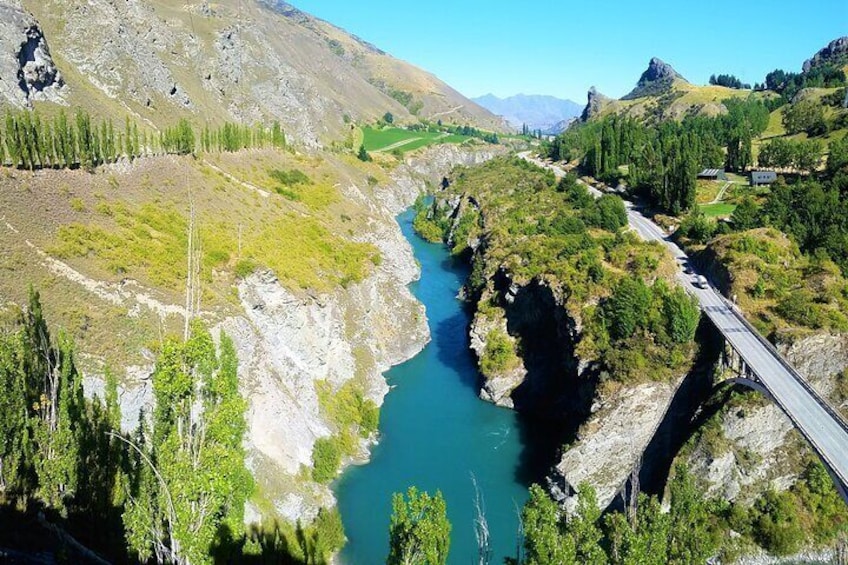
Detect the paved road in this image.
<box><xmin>521</xmin><ymin>153</ymin><xmax>848</xmax><ymax>496</ymax></box>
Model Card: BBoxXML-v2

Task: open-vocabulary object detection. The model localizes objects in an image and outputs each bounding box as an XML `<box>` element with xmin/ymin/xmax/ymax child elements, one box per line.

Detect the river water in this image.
<box><xmin>336</xmin><ymin>207</ymin><xmax>549</xmax><ymax>564</ymax></box>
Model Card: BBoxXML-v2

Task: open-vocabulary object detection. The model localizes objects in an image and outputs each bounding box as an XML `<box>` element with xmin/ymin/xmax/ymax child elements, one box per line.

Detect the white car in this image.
<box><xmin>695</xmin><ymin>275</ymin><xmax>708</xmax><ymax>289</ymax></box>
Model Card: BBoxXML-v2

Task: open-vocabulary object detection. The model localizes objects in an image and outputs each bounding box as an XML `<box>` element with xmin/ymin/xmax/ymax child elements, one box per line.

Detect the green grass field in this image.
<box><xmin>701</xmin><ymin>202</ymin><xmax>736</xmax><ymax>218</ymax></box>
<box><xmin>361</xmin><ymin>127</ymin><xmax>472</xmax><ymax>153</ymax></box>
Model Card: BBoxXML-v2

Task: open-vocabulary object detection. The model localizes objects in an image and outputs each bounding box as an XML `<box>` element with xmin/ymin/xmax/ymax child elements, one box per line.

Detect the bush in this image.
<box><xmin>678</xmin><ymin>212</ymin><xmax>717</xmax><ymax>243</ymax></box>
<box><xmin>479</xmin><ymin>329</ymin><xmax>518</xmax><ymax>378</ymax></box>
<box><xmin>587</xmin><ymin>194</ymin><xmax>627</xmax><ymax>232</ymax></box>
<box><xmin>776</xmin><ymin>290</ymin><xmax>822</xmax><ymax>329</ymax></box>
<box><xmin>270</xmin><ymin>168</ymin><xmax>311</xmax><ymax>187</ymax></box>
<box><xmin>663</xmin><ymin>287</ymin><xmax>701</xmax><ymax>344</ymax></box>
<box><xmin>604</xmin><ymin>276</ymin><xmax>652</xmax><ymax>341</ymax></box>
<box><xmin>751</xmin><ymin>490</ymin><xmax>805</xmax><ymax>555</ymax></box>
<box><xmin>312</xmin><ymin>436</ymin><xmax>342</xmax><ymax>483</ymax></box>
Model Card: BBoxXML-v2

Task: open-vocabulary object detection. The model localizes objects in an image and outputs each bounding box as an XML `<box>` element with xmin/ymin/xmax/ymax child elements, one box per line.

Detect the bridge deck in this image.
<box><xmin>626</xmin><ymin>204</ymin><xmax>848</xmax><ymax>492</ymax></box>
<box><xmin>524</xmin><ymin>154</ymin><xmax>848</xmax><ymax>493</ymax></box>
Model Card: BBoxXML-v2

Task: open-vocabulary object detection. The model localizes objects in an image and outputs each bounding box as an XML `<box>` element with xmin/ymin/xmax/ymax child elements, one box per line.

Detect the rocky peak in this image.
<box><xmin>580</xmin><ymin>86</ymin><xmax>611</xmax><ymax>122</ymax></box>
<box><xmin>640</xmin><ymin>57</ymin><xmax>684</xmax><ymax>84</ymax></box>
<box><xmin>803</xmin><ymin>36</ymin><xmax>848</xmax><ymax>73</ymax></box>
<box><xmin>622</xmin><ymin>57</ymin><xmax>687</xmax><ymax>100</ymax></box>
<box><xmin>0</xmin><ymin>3</ymin><xmax>65</xmax><ymax>107</ymax></box>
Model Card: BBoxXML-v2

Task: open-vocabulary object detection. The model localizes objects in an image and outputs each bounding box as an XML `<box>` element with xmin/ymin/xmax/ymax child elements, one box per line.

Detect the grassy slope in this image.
<box><xmin>361</xmin><ymin>126</ymin><xmax>475</xmax><ymax>153</ymax></box>
<box><xmin>0</xmin><ymin>148</ymin><xmax>385</xmax><ymax>370</ymax></box>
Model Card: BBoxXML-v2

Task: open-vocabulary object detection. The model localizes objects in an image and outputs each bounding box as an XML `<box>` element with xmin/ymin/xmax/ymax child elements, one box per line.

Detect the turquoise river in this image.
<box><xmin>336</xmin><ymin>207</ymin><xmax>553</xmax><ymax>564</ymax></box>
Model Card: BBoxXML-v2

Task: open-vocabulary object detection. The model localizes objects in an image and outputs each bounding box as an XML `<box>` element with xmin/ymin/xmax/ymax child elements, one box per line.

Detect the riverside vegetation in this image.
<box><xmin>0</xmin><ymin>289</ymin><xmax>346</xmax><ymax>564</ymax></box>
<box><xmin>410</xmin><ymin>155</ymin><xmax>848</xmax><ymax>562</ymax></box>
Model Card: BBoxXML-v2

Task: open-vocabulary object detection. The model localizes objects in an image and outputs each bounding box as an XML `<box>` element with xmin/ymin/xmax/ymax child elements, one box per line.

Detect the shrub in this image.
<box><xmin>604</xmin><ymin>276</ymin><xmax>652</xmax><ymax>341</ymax></box>
<box><xmin>269</xmin><ymin>168</ymin><xmax>311</xmax><ymax>187</ymax></box>
<box><xmin>234</xmin><ymin>258</ymin><xmax>257</xmax><ymax>279</ymax></box>
<box><xmin>479</xmin><ymin>329</ymin><xmax>518</xmax><ymax>378</ymax></box>
<box><xmin>312</xmin><ymin>436</ymin><xmax>342</xmax><ymax>483</ymax></box>
<box><xmin>587</xmin><ymin>194</ymin><xmax>627</xmax><ymax>232</ymax></box>
<box><xmin>750</xmin><ymin>490</ymin><xmax>804</xmax><ymax>555</ymax></box>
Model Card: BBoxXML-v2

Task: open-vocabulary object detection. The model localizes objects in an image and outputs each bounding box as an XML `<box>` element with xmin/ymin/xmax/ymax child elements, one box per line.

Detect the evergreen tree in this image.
<box><xmin>357</xmin><ymin>144</ymin><xmax>371</xmax><ymax>162</ymax></box>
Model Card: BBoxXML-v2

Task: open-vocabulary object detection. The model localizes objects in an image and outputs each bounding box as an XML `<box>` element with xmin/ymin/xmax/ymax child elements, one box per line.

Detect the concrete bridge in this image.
<box><xmin>522</xmin><ymin>153</ymin><xmax>848</xmax><ymax>502</ymax></box>
<box><xmin>627</xmin><ymin>202</ymin><xmax>848</xmax><ymax>503</ymax></box>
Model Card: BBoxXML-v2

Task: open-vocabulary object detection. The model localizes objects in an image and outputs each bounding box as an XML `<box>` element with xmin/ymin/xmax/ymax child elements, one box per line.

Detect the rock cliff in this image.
<box><xmin>0</xmin><ymin>0</ymin><xmax>65</xmax><ymax>106</ymax></box>
<box><xmin>683</xmin><ymin>331</ymin><xmax>848</xmax><ymax>504</ymax></box>
<box><xmin>622</xmin><ymin>57</ymin><xmax>687</xmax><ymax>100</ymax></box>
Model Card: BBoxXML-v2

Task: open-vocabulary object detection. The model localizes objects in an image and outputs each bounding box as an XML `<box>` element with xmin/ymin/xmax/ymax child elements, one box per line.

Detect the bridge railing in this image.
<box><xmin>702</xmin><ymin>291</ymin><xmax>848</xmax><ymax>490</ymax></box>
<box><xmin>718</xmin><ymin>293</ymin><xmax>848</xmax><ymax>436</ymax></box>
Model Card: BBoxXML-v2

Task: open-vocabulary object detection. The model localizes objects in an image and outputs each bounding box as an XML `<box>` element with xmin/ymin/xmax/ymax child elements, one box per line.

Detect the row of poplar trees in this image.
<box><xmin>0</xmin><ymin>109</ymin><xmax>286</xmax><ymax>171</ymax></box>
<box><xmin>547</xmin><ymin>97</ymin><xmax>771</xmax><ymax>214</ymax></box>
<box><xmin>0</xmin><ymin>289</ymin><xmax>252</xmax><ymax>564</ymax></box>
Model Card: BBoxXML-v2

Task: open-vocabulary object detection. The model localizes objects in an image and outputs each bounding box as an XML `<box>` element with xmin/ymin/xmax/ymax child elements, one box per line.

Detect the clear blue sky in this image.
<box><xmin>289</xmin><ymin>0</ymin><xmax>847</xmax><ymax>102</ymax></box>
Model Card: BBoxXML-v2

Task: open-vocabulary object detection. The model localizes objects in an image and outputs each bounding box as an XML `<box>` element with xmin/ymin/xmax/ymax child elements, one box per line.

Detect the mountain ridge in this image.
<box><xmin>0</xmin><ymin>0</ymin><xmax>506</xmax><ymax>147</ymax></box>
<box><xmin>472</xmin><ymin>92</ymin><xmax>582</xmax><ymax>133</ymax></box>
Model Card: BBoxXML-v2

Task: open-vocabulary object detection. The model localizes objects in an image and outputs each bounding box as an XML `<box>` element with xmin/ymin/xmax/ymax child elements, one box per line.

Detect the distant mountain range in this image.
<box><xmin>471</xmin><ymin>93</ymin><xmax>583</xmax><ymax>134</ymax></box>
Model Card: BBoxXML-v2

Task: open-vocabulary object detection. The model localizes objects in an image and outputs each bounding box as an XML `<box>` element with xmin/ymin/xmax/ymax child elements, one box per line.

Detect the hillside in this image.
<box><xmin>0</xmin><ymin>1</ymin><xmax>510</xmax><ymax>561</ymax></box>
<box><xmin>472</xmin><ymin>93</ymin><xmax>582</xmax><ymax>133</ymax></box>
<box><xmin>581</xmin><ymin>57</ymin><xmax>769</xmax><ymax>124</ymax></box>
<box><xmin>0</xmin><ymin>0</ymin><xmax>504</xmax><ymax>147</ymax></box>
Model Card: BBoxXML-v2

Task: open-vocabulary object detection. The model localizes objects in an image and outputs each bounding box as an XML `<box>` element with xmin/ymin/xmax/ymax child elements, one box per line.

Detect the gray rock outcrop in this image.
<box><xmin>622</xmin><ymin>57</ymin><xmax>687</xmax><ymax>100</ymax></box>
<box><xmin>802</xmin><ymin>36</ymin><xmax>848</xmax><ymax>73</ymax></box>
<box><xmin>0</xmin><ymin>1</ymin><xmax>65</xmax><ymax>106</ymax></box>
<box><xmin>685</xmin><ymin>331</ymin><xmax>848</xmax><ymax>504</ymax></box>
<box><xmin>580</xmin><ymin>86</ymin><xmax>611</xmax><ymax>122</ymax></box>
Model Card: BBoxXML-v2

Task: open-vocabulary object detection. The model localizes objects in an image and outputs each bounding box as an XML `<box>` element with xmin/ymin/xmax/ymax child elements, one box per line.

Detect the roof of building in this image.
<box><xmin>751</xmin><ymin>171</ymin><xmax>777</xmax><ymax>178</ymax></box>
<box><xmin>698</xmin><ymin>168</ymin><xmax>724</xmax><ymax>177</ymax></box>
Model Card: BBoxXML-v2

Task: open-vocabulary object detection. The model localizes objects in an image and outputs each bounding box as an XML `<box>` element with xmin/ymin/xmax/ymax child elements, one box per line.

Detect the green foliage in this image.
<box><xmin>270</xmin><ymin>168</ymin><xmax>312</xmax><ymax>187</ymax></box>
<box><xmin>761</xmin><ymin>177</ymin><xmax>848</xmax><ymax>276</ymax></box>
<box><xmin>0</xmin><ymin>288</ymin><xmax>127</xmax><ymax>562</ymax></box>
<box><xmin>521</xmin><ymin>484</ymin><xmax>576</xmax><ymax>564</ymax></box>
<box><xmin>667</xmin><ymin>464</ymin><xmax>717</xmax><ymax>563</ymax></box>
<box><xmin>662</xmin><ymin>286</ymin><xmax>701</xmax><ymax>344</ymax></box>
<box><xmin>387</xmin><ymin>487</ymin><xmax>451</xmax><ymax>565</ymax></box>
<box><xmin>520</xmin><ymin>468</ymin><xmax>720</xmax><ymax>565</ymax></box>
<box><xmin>479</xmin><ymin>329</ymin><xmax>519</xmax><ymax>379</ymax></box>
<box><xmin>412</xmin><ymin>195</ymin><xmax>450</xmax><ymax>244</ymax></box>
<box><xmin>677</xmin><ymin>210</ymin><xmax>717</xmax><ymax>243</ymax></box>
<box><xmin>604</xmin><ymin>276</ymin><xmax>652</xmax><ymax>341</ymax></box>
<box><xmin>709</xmin><ymin>74</ymin><xmax>750</xmax><ymax>89</ymax></box>
<box><xmin>240</xmin><ymin>509</ymin><xmax>345</xmax><ymax>565</ymax></box>
<box><xmin>605</xmin><ymin>494</ymin><xmax>670</xmax><ymax>564</ymax></box>
<box><xmin>123</xmin><ymin>322</ymin><xmax>253</xmax><ymax>564</ymax></box>
<box><xmin>730</xmin><ymin>196</ymin><xmax>760</xmax><ymax>231</ymax></box>
<box><xmin>234</xmin><ymin>258</ymin><xmax>258</xmax><ymax>278</ymax></box>
<box><xmin>758</xmin><ymin>137</ymin><xmax>823</xmax><ymax>172</ymax></box>
<box><xmin>0</xmin><ymin>108</ymin><xmax>286</xmax><ymax>171</ymax></box>
<box><xmin>548</xmin><ymin>98</ymin><xmax>773</xmax><ymax>214</ymax></box>
<box><xmin>316</xmin><ymin>379</ymin><xmax>380</xmax><ymax>438</ymax></box>
<box><xmin>311</xmin><ymin>436</ymin><xmax>342</xmax><ymax>484</ymax></box>
<box><xmin>782</xmin><ymin>98</ymin><xmax>828</xmax><ymax>136</ymax></box>
<box><xmin>357</xmin><ymin>144</ymin><xmax>371</xmax><ymax>162</ymax></box>
<box><xmin>828</xmin><ymin>136</ymin><xmax>848</xmax><ymax>176</ymax></box>
<box><xmin>586</xmin><ymin>194</ymin><xmax>627</xmax><ymax>231</ymax></box>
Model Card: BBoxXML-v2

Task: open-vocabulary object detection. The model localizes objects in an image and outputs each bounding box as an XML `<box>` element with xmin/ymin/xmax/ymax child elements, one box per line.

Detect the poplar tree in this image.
<box><xmin>123</xmin><ymin>324</ymin><xmax>252</xmax><ymax>564</ymax></box>
<box><xmin>387</xmin><ymin>487</ymin><xmax>451</xmax><ymax>565</ymax></box>
<box><xmin>5</xmin><ymin>111</ymin><xmax>20</xmax><ymax>167</ymax></box>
